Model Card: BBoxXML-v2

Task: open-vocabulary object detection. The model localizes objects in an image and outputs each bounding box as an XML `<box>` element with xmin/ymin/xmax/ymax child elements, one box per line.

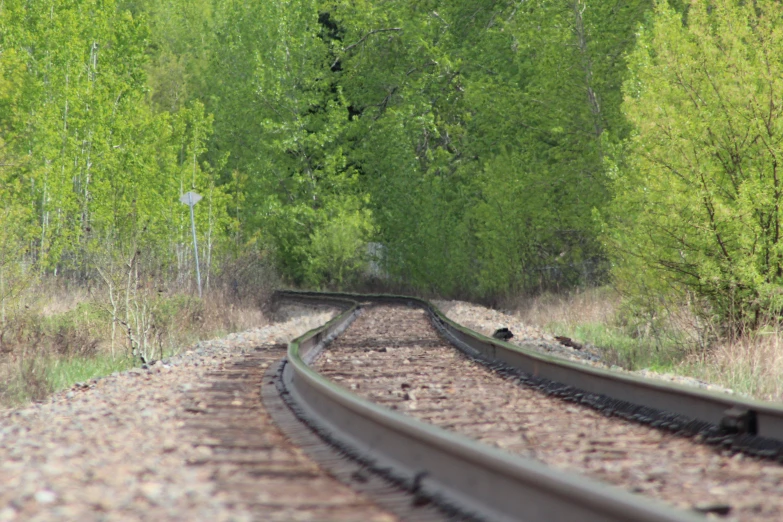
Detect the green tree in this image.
<box><xmin>607</xmin><ymin>0</ymin><xmax>783</xmax><ymax>326</ymax></box>
<box><xmin>319</xmin><ymin>0</ymin><xmax>649</xmax><ymax>296</ymax></box>
<box><xmin>200</xmin><ymin>0</ymin><xmax>375</xmax><ymax>287</ymax></box>
<box><xmin>0</xmin><ymin>0</ymin><xmax>233</xmax><ymax>285</ymax></box>
<box><xmin>110</xmin><ymin>0</ymin><xmax>654</xmax><ymax>297</ymax></box>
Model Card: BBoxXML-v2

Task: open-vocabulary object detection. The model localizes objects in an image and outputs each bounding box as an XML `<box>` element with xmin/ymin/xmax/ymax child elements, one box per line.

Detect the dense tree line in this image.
<box><xmin>0</xmin><ymin>0</ymin><xmax>231</xmax><ymax>297</ymax></box>
<box><xmin>3</xmin><ymin>0</ymin><xmax>783</xmax><ymax>327</ymax></box>
<box><xmin>191</xmin><ymin>0</ymin><xmax>650</xmax><ymax>295</ymax></box>
<box><xmin>607</xmin><ymin>0</ymin><xmax>783</xmax><ymax>327</ymax></box>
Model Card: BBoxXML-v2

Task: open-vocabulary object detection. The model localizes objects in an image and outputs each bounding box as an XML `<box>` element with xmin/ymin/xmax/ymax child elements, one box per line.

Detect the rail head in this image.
<box><xmin>277</xmin><ymin>290</ymin><xmax>704</xmax><ymax>522</ymax></box>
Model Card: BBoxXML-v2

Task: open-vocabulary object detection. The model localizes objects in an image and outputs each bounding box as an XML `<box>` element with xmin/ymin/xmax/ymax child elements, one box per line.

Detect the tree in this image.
<box><xmin>76</xmin><ymin>0</ymin><xmax>655</xmax><ymax>298</ymax></box>
<box><xmin>200</xmin><ymin>0</ymin><xmax>375</xmax><ymax>288</ymax></box>
<box><xmin>321</xmin><ymin>0</ymin><xmax>649</xmax><ymax>296</ymax></box>
<box><xmin>0</xmin><ymin>0</ymin><xmax>235</xmax><ymax>362</ymax></box>
<box><xmin>607</xmin><ymin>0</ymin><xmax>783</xmax><ymax>326</ymax></box>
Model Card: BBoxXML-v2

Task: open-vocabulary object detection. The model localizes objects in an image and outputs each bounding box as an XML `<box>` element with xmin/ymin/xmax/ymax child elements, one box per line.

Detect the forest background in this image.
<box><xmin>2</xmin><ymin>0</ymin><xmax>783</xmax><ymax>401</ymax></box>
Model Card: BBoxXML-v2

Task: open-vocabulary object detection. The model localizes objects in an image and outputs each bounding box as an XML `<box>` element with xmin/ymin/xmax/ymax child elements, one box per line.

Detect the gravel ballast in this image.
<box><xmin>0</xmin><ymin>306</ymin><xmax>366</xmax><ymax>522</ymax></box>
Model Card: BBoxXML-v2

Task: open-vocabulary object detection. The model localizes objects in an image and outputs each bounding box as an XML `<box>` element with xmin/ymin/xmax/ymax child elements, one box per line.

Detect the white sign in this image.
<box><xmin>179</xmin><ymin>191</ymin><xmax>202</xmax><ymax>206</ymax></box>
<box><xmin>179</xmin><ymin>191</ymin><xmax>203</xmax><ymax>298</ymax></box>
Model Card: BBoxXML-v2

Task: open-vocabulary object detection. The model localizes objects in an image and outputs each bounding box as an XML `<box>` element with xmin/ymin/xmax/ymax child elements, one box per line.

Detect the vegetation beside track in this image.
<box><xmin>0</xmin><ymin>281</ymin><xmax>268</xmax><ymax>406</ymax></box>
<box><xmin>517</xmin><ymin>287</ymin><xmax>783</xmax><ymax>401</ymax></box>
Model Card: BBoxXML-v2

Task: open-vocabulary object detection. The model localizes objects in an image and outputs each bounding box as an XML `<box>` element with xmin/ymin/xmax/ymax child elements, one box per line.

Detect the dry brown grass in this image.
<box><xmin>0</xmin><ymin>282</ymin><xmax>269</xmax><ymax>406</ymax></box>
<box><xmin>0</xmin><ymin>252</ymin><xmax>279</xmax><ymax>405</ymax></box>
<box><xmin>38</xmin><ymin>285</ymin><xmax>90</xmax><ymax>317</ymax></box>
<box><xmin>512</xmin><ymin>287</ymin><xmax>619</xmax><ymax>328</ymax></box>
<box><xmin>507</xmin><ymin>287</ymin><xmax>680</xmax><ymax>369</ymax></box>
<box><xmin>509</xmin><ymin>286</ymin><xmax>783</xmax><ymax>402</ymax></box>
<box><xmin>683</xmin><ymin>332</ymin><xmax>783</xmax><ymax>401</ymax></box>
<box><xmin>178</xmin><ymin>290</ymin><xmax>267</xmax><ymax>341</ymax></box>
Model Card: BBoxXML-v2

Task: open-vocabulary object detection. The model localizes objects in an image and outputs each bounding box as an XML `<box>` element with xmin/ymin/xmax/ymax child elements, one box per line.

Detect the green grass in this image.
<box><xmin>1</xmin><ymin>354</ymin><xmax>140</xmax><ymax>406</ymax></box>
<box><xmin>45</xmin><ymin>354</ymin><xmax>137</xmax><ymax>392</ymax></box>
<box><xmin>516</xmin><ymin>287</ymin><xmax>783</xmax><ymax>400</ymax></box>
<box><xmin>546</xmin><ymin>320</ymin><xmax>686</xmax><ymax>372</ymax></box>
<box><xmin>550</xmin><ymin>318</ymin><xmax>783</xmax><ymax>400</ymax></box>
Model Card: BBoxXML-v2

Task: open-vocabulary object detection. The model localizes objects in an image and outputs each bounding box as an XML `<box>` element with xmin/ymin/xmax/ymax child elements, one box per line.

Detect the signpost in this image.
<box><xmin>179</xmin><ymin>191</ymin><xmax>203</xmax><ymax>298</ymax></box>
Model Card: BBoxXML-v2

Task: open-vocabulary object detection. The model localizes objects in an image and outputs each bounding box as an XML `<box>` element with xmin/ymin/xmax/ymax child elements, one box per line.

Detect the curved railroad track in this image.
<box><xmin>269</xmin><ymin>290</ymin><xmax>783</xmax><ymax>521</ymax></box>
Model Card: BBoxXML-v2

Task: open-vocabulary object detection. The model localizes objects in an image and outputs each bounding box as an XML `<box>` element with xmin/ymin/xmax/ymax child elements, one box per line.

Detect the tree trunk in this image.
<box><xmin>571</xmin><ymin>0</ymin><xmax>603</xmax><ymax>139</ymax></box>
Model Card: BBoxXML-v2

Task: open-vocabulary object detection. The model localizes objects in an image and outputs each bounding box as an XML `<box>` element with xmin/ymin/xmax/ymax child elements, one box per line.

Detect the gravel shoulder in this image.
<box><xmin>434</xmin><ymin>299</ymin><xmax>736</xmax><ymax>394</ymax></box>
<box><xmin>0</xmin><ymin>306</ymin><xmax>347</xmax><ymax>522</ymax></box>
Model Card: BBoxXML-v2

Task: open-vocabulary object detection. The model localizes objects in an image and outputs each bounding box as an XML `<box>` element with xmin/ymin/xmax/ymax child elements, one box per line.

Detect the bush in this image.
<box><xmin>304</xmin><ymin>205</ymin><xmax>375</xmax><ymax>289</ymax></box>
<box><xmin>606</xmin><ymin>0</ymin><xmax>783</xmax><ymax>329</ymax></box>
<box><xmin>213</xmin><ymin>251</ymin><xmax>280</xmax><ymax>308</ymax></box>
<box><xmin>43</xmin><ymin>303</ymin><xmax>103</xmax><ymax>357</ymax></box>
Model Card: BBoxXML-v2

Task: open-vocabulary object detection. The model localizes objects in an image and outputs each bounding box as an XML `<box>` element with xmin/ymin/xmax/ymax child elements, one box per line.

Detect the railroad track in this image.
<box><xmin>180</xmin><ymin>343</ymin><xmax>401</xmax><ymax>521</ymax></box>
<box><xmin>270</xmin><ymin>290</ymin><xmax>783</xmax><ymax>521</ymax></box>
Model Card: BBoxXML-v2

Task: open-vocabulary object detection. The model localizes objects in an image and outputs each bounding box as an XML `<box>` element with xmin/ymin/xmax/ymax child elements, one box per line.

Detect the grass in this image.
<box><xmin>0</xmin><ymin>280</ymin><xmax>269</xmax><ymax>407</ymax></box>
<box><xmin>514</xmin><ymin>287</ymin><xmax>689</xmax><ymax>371</ymax></box>
<box><xmin>44</xmin><ymin>354</ymin><xmax>137</xmax><ymax>391</ymax></box>
<box><xmin>0</xmin><ymin>253</ymin><xmax>279</xmax><ymax>407</ymax></box>
<box><xmin>11</xmin><ymin>277</ymin><xmax>783</xmax><ymax>405</ymax></box>
<box><xmin>680</xmin><ymin>333</ymin><xmax>783</xmax><ymax>400</ymax></box>
<box><xmin>0</xmin><ymin>353</ymin><xmax>137</xmax><ymax>405</ymax></box>
<box><xmin>546</xmin><ymin>321</ymin><xmax>682</xmax><ymax>371</ymax></box>
<box><xmin>512</xmin><ymin>286</ymin><xmax>783</xmax><ymax>402</ymax></box>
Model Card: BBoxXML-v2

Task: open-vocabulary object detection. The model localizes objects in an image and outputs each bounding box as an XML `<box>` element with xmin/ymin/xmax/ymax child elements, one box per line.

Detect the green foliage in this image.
<box><xmin>0</xmin><ymin>1</ymin><xmax>234</xmax><ymax>291</ymax></box>
<box><xmin>14</xmin><ymin>0</ymin><xmax>757</xmax><ymax>307</ymax></box>
<box><xmin>195</xmin><ymin>0</ymin><xmax>375</xmax><ymax>287</ymax></box>
<box><xmin>305</xmin><ymin>203</ymin><xmax>375</xmax><ymax>288</ymax></box>
<box><xmin>298</xmin><ymin>0</ymin><xmax>650</xmax><ymax>296</ymax></box>
<box><xmin>607</xmin><ymin>0</ymin><xmax>783</xmax><ymax>326</ymax></box>
<box><xmin>116</xmin><ymin>0</ymin><xmax>653</xmax><ymax>297</ymax></box>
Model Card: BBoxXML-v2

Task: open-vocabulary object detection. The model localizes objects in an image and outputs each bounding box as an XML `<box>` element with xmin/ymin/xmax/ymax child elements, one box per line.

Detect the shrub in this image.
<box><xmin>606</xmin><ymin>0</ymin><xmax>783</xmax><ymax>329</ymax></box>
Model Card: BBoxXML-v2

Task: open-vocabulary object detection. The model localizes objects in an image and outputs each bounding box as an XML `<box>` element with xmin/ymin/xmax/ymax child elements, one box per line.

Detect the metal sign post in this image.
<box><xmin>179</xmin><ymin>191</ymin><xmax>203</xmax><ymax>298</ymax></box>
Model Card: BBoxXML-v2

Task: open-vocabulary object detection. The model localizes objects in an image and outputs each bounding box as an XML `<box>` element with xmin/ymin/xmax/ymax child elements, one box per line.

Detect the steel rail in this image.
<box><xmin>275</xmin><ymin>290</ymin><xmax>783</xmax><ymax>445</ymax></box>
<box><xmin>274</xmin><ymin>290</ymin><xmax>704</xmax><ymax>522</ymax></box>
